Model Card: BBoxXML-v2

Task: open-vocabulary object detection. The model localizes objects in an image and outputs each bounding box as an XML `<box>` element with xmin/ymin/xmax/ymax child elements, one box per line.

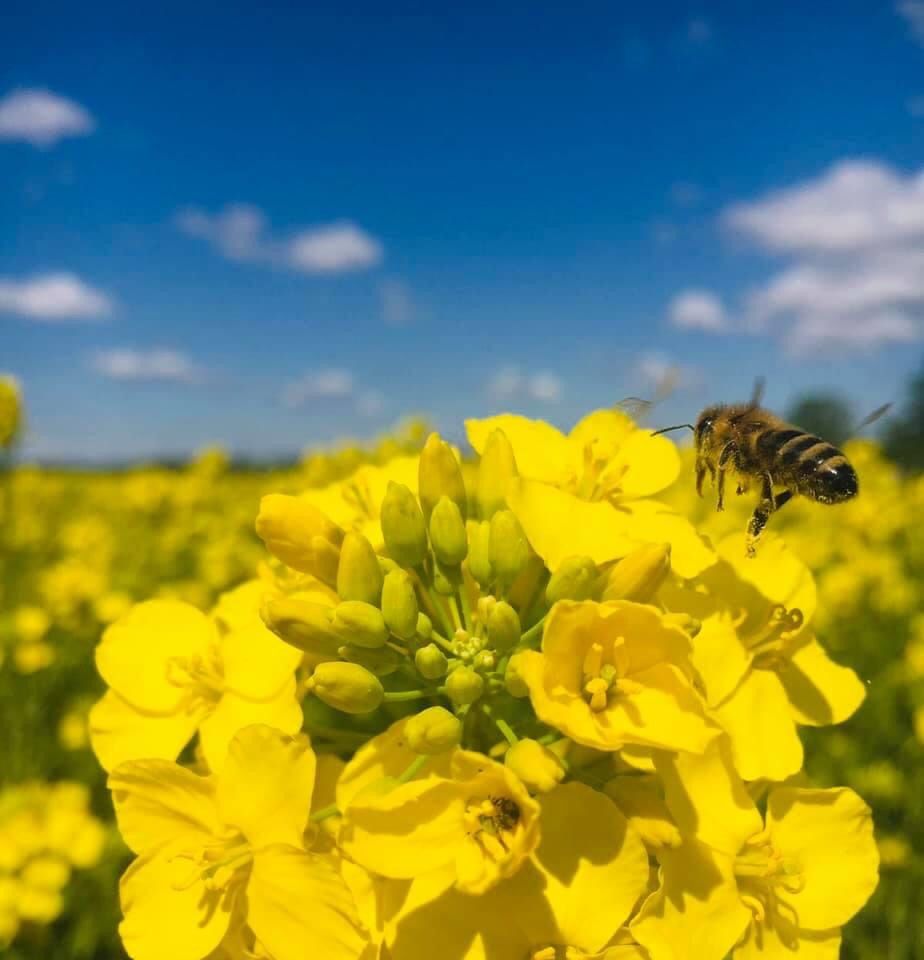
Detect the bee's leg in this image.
<box><xmin>745</xmin><ymin>474</ymin><xmax>775</xmax><ymax>557</ymax></box>
<box><xmin>715</xmin><ymin>443</ymin><xmax>738</xmax><ymax>512</ymax></box>
<box><xmin>736</xmin><ymin>478</ymin><xmax>750</xmax><ymax>496</ymax></box>
<box><xmin>695</xmin><ymin>459</ymin><xmax>712</xmax><ymax>498</ymax></box>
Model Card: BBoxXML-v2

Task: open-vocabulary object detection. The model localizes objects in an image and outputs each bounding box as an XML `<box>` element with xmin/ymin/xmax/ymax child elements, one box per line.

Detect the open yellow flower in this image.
<box><xmin>340</xmin><ymin>747</ymin><xmax>540</xmax><ymax>899</ymax></box>
<box><xmin>631</xmin><ymin>742</ymin><xmax>879</xmax><ymax>960</ymax></box>
<box><xmin>90</xmin><ymin>585</ymin><xmax>302</xmax><ymax>771</ymax></box>
<box><xmin>466</xmin><ymin>411</ymin><xmax>714</xmax><ymax>578</ymax></box>
<box><xmin>109</xmin><ymin>725</ymin><xmax>367</xmax><ymax>960</ymax></box>
<box><xmin>517</xmin><ymin>600</ymin><xmax>717</xmax><ymax>754</ymax></box>
<box><xmin>659</xmin><ymin>535</ymin><xmax>865</xmax><ymax>781</ymax></box>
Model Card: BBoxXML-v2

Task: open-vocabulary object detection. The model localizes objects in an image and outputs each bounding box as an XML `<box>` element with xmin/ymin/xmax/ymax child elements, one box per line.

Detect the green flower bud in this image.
<box><xmin>418</xmin><ymin>433</ymin><xmax>466</xmax><ymax>522</ymax></box>
<box><xmin>255</xmin><ymin>495</ymin><xmax>343</xmax><ymax>584</ymax></box>
<box><xmin>304</xmin><ymin>662</ymin><xmax>384</xmax><ymax>714</ymax></box>
<box><xmin>445</xmin><ymin>665</ymin><xmax>484</xmax><ymax>706</ymax></box>
<box><xmin>332</xmin><ymin>600</ymin><xmax>388</xmax><ymax>649</ymax></box>
<box><xmin>380</xmin><ymin>482</ymin><xmax>428</xmax><ymax>569</ymax></box>
<box><xmin>487</xmin><ymin>600</ymin><xmax>521</xmax><ymax>652</ymax></box>
<box><xmin>489</xmin><ymin>509</ymin><xmax>530</xmax><ymax>586</ymax></box>
<box><xmin>504</xmin><ymin>652</ymin><xmax>530</xmax><ymax>698</ymax></box>
<box><xmin>546</xmin><ymin>555</ymin><xmax>598</xmax><ymax>605</ymax></box>
<box><xmin>260</xmin><ymin>596</ymin><xmax>340</xmax><ymax>658</ymax></box>
<box><xmin>415</xmin><ymin>642</ymin><xmax>448</xmax><ymax>680</ymax></box>
<box><xmin>432</xmin><ymin>561</ymin><xmax>458</xmax><ymax>596</ymax></box>
<box><xmin>505</xmin><ymin>738</ymin><xmax>565</xmax><ymax>794</ymax></box>
<box><xmin>476</xmin><ymin>429</ymin><xmax>517</xmax><ymax>520</ymax></box>
<box><xmin>381</xmin><ymin>569</ymin><xmax>419</xmax><ymax>640</ymax></box>
<box><xmin>429</xmin><ymin>496</ymin><xmax>468</xmax><ymax>567</ymax></box>
<box><xmin>338</xmin><ymin>643</ymin><xmax>401</xmax><ymax>676</ymax></box>
<box><xmin>337</xmin><ymin>531</ymin><xmax>384</xmax><ymax>606</ymax></box>
<box><xmin>467</xmin><ymin>521</ymin><xmax>494</xmax><ymax>588</ymax></box>
<box><xmin>405</xmin><ymin>706</ymin><xmax>462</xmax><ymax>754</ymax></box>
<box><xmin>416</xmin><ymin>612</ymin><xmax>433</xmax><ymax>643</ymax></box>
<box><xmin>600</xmin><ymin>543</ymin><xmax>671</xmax><ymax>603</ymax></box>
<box><xmin>473</xmin><ymin>649</ymin><xmax>496</xmax><ymax>671</ymax></box>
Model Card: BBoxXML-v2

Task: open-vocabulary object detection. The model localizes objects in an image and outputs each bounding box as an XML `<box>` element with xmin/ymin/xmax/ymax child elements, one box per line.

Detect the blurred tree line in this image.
<box><xmin>786</xmin><ymin>358</ymin><xmax>924</xmax><ymax>473</ymax></box>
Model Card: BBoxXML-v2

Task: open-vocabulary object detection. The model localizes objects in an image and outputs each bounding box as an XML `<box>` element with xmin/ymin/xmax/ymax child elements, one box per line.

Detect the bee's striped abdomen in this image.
<box><xmin>772</xmin><ymin>430</ymin><xmax>857</xmax><ymax>504</ymax></box>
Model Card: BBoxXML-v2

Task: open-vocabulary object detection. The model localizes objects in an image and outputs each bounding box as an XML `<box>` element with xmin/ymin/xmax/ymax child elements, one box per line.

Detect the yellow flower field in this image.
<box><xmin>1</xmin><ymin>389</ymin><xmax>922</xmax><ymax>960</ymax></box>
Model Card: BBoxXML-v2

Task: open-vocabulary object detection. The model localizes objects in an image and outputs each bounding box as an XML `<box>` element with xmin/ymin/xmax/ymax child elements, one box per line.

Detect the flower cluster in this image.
<box><xmin>0</xmin><ymin>375</ymin><xmax>21</xmax><ymax>451</ymax></box>
<box><xmin>90</xmin><ymin>410</ymin><xmax>881</xmax><ymax>960</ymax></box>
<box><xmin>0</xmin><ymin>781</ymin><xmax>106</xmax><ymax>947</ymax></box>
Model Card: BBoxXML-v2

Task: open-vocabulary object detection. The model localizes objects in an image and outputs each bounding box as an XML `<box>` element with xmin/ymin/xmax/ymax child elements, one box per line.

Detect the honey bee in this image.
<box><xmin>654</xmin><ymin>382</ymin><xmax>890</xmax><ymax>556</ymax></box>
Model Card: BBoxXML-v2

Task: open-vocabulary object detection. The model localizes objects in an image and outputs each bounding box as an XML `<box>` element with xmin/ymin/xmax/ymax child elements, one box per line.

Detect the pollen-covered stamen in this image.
<box><xmin>734</xmin><ymin>603</ymin><xmax>804</xmax><ymax>667</ymax></box>
<box><xmin>340</xmin><ymin>475</ymin><xmax>377</xmax><ymax>521</ymax></box>
<box><xmin>734</xmin><ymin>830</ymin><xmax>804</xmax><ymax>935</ymax></box>
<box><xmin>581</xmin><ymin>639</ymin><xmax>641</xmax><ymax>712</ymax></box>
<box><xmin>169</xmin><ymin>836</ymin><xmax>253</xmax><ymax>893</ymax></box>
<box><xmin>165</xmin><ymin>646</ymin><xmax>226</xmax><ymax>707</ymax></box>
<box><xmin>574</xmin><ymin>440</ymin><xmax>630</xmax><ymax>502</ymax></box>
<box><xmin>464</xmin><ymin>795</ymin><xmax>522</xmax><ymax>860</ymax></box>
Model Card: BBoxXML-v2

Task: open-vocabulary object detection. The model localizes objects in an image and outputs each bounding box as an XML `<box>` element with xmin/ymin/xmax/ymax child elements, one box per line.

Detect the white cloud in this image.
<box><xmin>488</xmin><ymin>366</ymin><xmax>562</xmax><ymax>403</ymax></box>
<box><xmin>668</xmin><ymin>290</ymin><xmax>727</xmax><ymax>331</ymax></box>
<box><xmin>177</xmin><ymin>204</ymin><xmax>382</xmax><ymax>274</ymax></box>
<box><xmin>92</xmin><ymin>348</ymin><xmax>202</xmax><ymax>383</ymax></box>
<box><xmin>288</xmin><ymin>223</ymin><xmax>382</xmax><ymax>273</ymax></box>
<box><xmin>724</xmin><ymin>160</ymin><xmax>924</xmax><ymax>254</ymax></box>
<box><xmin>0</xmin><ymin>89</ymin><xmax>95</xmax><ymax>147</ymax></box>
<box><xmin>0</xmin><ymin>273</ymin><xmax>112</xmax><ymax>321</ymax></box>
<box><xmin>380</xmin><ymin>279</ymin><xmax>414</xmax><ymax>326</ymax></box>
<box><xmin>356</xmin><ymin>390</ymin><xmax>385</xmax><ymax>417</ymax></box>
<box><xmin>283</xmin><ymin>368</ymin><xmax>388</xmax><ymax>417</ymax></box>
<box><xmin>897</xmin><ymin>0</ymin><xmax>924</xmax><ymax>44</ymax></box>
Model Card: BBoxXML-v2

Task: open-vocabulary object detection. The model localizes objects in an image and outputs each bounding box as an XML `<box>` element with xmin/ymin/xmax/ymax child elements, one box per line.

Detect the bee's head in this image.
<box><xmin>694</xmin><ymin>406</ymin><xmax>722</xmax><ymax>450</ymax></box>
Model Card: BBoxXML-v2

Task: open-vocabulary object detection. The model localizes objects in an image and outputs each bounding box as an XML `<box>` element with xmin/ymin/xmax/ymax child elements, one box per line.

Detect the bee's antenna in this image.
<box><xmin>651</xmin><ymin>423</ymin><xmax>696</xmax><ymax>436</ymax></box>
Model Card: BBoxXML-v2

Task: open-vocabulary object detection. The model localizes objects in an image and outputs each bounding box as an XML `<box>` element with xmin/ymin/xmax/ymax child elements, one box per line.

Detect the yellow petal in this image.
<box><xmin>108</xmin><ymin>760</ymin><xmax>220</xmax><ymax>855</ymax></box>
<box><xmin>198</xmin><ymin>679</ymin><xmax>303</xmax><ymax>773</ymax></box>
<box><xmin>620</xmin><ymin>501</ymin><xmax>716</xmax><ymax>579</ymax></box>
<box><xmin>654</xmin><ymin>737</ymin><xmax>763</xmax><ymax>857</ymax></box>
<box><xmin>89</xmin><ymin>690</ymin><xmax>203</xmax><ymax>772</ymax></box>
<box><xmin>507</xmin><ymin>479</ymin><xmax>636</xmax><ymax>570</ymax></box>
<box><xmin>526</xmin><ymin>783</ymin><xmax>649</xmax><ymax>953</ymax></box>
<box><xmin>714</xmin><ymin>670</ymin><xmax>804</xmax><ymax>782</ymax></box>
<box><xmin>96</xmin><ymin>600</ymin><xmax>217</xmax><ymax>714</ymax></box>
<box><xmin>604</xmin><ymin>775</ymin><xmax>682</xmax><ymax>850</ymax></box>
<box><xmin>216</xmin><ymin>725</ymin><xmax>316</xmax><ymax>848</ymax></box>
<box><xmin>466</xmin><ymin>415</ymin><xmax>572</xmax><ymax>486</ymax></box>
<box><xmin>119</xmin><ymin>845</ymin><xmax>235</xmax><ymax>960</ymax></box>
<box><xmin>718</xmin><ymin>534</ymin><xmax>816</xmax><ymax>626</ymax></box>
<box><xmin>767</xmin><ymin>787</ymin><xmax>879</xmax><ymax>930</ymax></box>
<box><xmin>631</xmin><ymin>839</ymin><xmax>751</xmax><ymax>960</ymax></box>
<box><xmin>248</xmin><ymin>847</ymin><xmax>367</xmax><ymax>960</ymax></box>
<box><xmin>339</xmin><ymin>778</ymin><xmax>465</xmax><ymax>879</ymax></box>
<box><xmin>779</xmin><ymin>637</ymin><xmax>866</xmax><ymax>727</ymax></box>
<box><xmin>689</xmin><ymin>618</ymin><xmax>752</xmax><ymax>708</ymax></box>
<box><xmin>733</xmin><ymin>923</ymin><xmax>841</xmax><ymax>960</ymax></box>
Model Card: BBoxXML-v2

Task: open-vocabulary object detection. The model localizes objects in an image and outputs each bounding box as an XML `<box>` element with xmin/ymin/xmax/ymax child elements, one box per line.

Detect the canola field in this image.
<box><xmin>1</xmin><ymin>375</ymin><xmax>923</xmax><ymax>960</ymax></box>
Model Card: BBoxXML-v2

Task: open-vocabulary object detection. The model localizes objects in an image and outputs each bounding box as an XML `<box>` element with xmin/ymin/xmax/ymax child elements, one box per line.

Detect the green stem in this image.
<box><xmin>386</xmin><ymin>639</ymin><xmax>410</xmax><ymax>656</ymax></box>
<box><xmin>310</xmin><ymin>802</ymin><xmax>341</xmax><ymax>822</ymax></box>
<box><xmin>449</xmin><ymin>594</ymin><xmax>463</xmax><ymax>632</ymax></box>
<box><xmin>458</xmin><ymin>582</ymin><xmax>474</xmax><ymax>632</ymax></box>
<box><xmin>395</xmin><ymin>754</ymin><xmax>429</xmax><ymax>785</ymax></box>
<box><xmin>482</xmin><ymin>702</ymin><xmax>518</xmax><ymax>746</ymax></box>
<box><xmin>520</xmin><ymin>615</ymin><xmax>547</xmax><ymax>647</ymax></box>
<box><xmin>383</xmin><ymin>688</ymin><xmax>432</xmax><ymax>702</ymax></box>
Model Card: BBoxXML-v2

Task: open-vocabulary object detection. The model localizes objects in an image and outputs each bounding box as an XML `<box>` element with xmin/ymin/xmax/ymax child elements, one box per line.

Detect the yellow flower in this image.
<box><xmin>631</xmin><ymin>742</ymin><xmax>879</xmax><ymax>960</ymax></box>
<box><xmin>109</xmin><ymin>725</ymin><xmax>367</xmax><ymax>960</ymax></box>
<box><xmin>90</xmin><ymin>585</ymin><xmax>302</xmax><ymax>771</ymax></box>
<box><xmin>340</xmin><ymin>746</ymin><xmax>540</xmax><ymax>898</ymax></box>
<box><xmin>0</xmin><ymin>374</ymin><xmax>22</xmax><ymax>449</ymax></box>
<box><xmin>660</xmin><ymin>535</ymin><xmax>865</xmax><ymax>781</ymax></box>
<box><xmin>517</xmin><ymin>600</ymin><xmax>717</xmax><ymax>753</ymax></box>
<box><xmin>466</xmin><ymin>411</ymin><xmax>715</xmax><ymax>578</ymax></box>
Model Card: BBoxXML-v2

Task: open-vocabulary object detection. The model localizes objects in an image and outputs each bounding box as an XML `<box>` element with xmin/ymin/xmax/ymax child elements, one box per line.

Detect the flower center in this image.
<box><xmin>464</xmin><ymin>795</ymin><xmax>522</xmax><ymax>861</ymax></box>
<box><xmin>171</xmin><ymin>835</ymin><xmax>253</xmax><ymax>893</ymax></box>
<box><xmin>574</xmin><ymin>440</ymin><xmax>629</xmax><ymax>502</ymax></box>
<box><xmin>166</xmin><ymin>647</ymin><xmax>226</xmax><ymax>708</ymax></box>
<box><xmin>733</xmin><ymin>604</ymin><xmax>804</xmax><ymax>670</ymax></box>
<box><xmin>581</xmin><ymin>640</ymin><xmax>641</xmax><ymax>712</ymax></box>
<box><xmin>734</xmin><ymin>829</ymin><xmax>804</xmax><ymax>935</ymax></box>
<box><xmin>531</xmin><ymin>947</ymin><xmax>587</xmax><ymax>960</ymax></box>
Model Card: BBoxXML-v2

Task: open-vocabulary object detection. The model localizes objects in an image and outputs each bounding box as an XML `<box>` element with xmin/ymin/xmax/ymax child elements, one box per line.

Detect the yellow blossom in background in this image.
<box><xmin>0</xmin><ymin>375</ymin><xmax>22</xmax><ymax>450</ymax></box>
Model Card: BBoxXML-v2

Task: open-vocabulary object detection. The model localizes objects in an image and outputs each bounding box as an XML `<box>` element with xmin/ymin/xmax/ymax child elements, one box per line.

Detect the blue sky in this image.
<box><xmin>2</xmin><ymin>0</ymin><xmax>923</xmax><ymax>460</ymax></box>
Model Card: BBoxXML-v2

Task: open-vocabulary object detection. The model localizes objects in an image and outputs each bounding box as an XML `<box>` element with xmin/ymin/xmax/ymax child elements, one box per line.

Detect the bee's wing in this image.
<box><xmin>749</xmin><ymin>376</ymin><xmax>766</xmax><ymax>409</ymax></box>
<box><xmin>852</xmin><ymin>402</ymin><xmax>893</xmax><ymax>434</ymax></box>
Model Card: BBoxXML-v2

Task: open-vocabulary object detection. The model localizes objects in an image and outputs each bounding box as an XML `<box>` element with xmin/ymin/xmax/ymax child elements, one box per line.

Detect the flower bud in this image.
<box><xmin>432</xmin><ymin>561</ymin><xmax>458</xmax><ymax>596</ymax></box>
<box><xmin>416</xmin><ymin>612</ymin><xmax>433</xmax><ymax>643</ymax></box>
<box><xmin>546</xmin><ymin>555</ymin><xmax>598</xmax><ymax>605</ymax></box>
<box><xmin>504</xmin><ymin>652</ymin><xmax>530</xmax><ymax>698</ymax></box>
<box><xmin>255</xmin><ymin>495</ymin><xmax>344</xmax><ymax>583</ymax></box>
<box><xmin>600</xmin><ymin>543</ymin><xmax>671</xmax><ymax>603</ymax></box>
<box><xmin>304</xmin><ymin>662</ymin><xmax>384</xmax><ymax>714</ymax></box>
<box><xmin>381</xmin><ymin>569</ymin><xmax>419</xmax><ymax>640</ymax></box>
<box><xmin>429</xmin><ymin>496</ymin><xmax>468</xmax><ymax>567</ymax></box>
<box><xmin>467</xmin><ymin>521</ymin><xmax>494</xmax><ymax>588</ymax></box>
<box><xmin>418</xmin><ymin>433</ymin><xmax>466</xmax><ymax>522</ymax></box>
<box><xmin>260</xmin><ymin>596</ymin><xmax>340</xmax><ymax>658</ymax></box>
<box><xmin>405</xmin><ymin>706</ymin><xmax>462</xmax><ymax>754</ymax></box>
<box><xmin>505</xmin><ymin>738</ymin><xmax>565</xmax><ymax>794</ymax></box>
<box><xmin>489</xmin><ymin>510</ymin><xmax>530</xmax><ymax>586</ymax></box>
<box><xmin>338</xmin><ymin>643</ymin><xmax>401</xmax><ymax>676</ymax></box>
<box><xmin>415</xmin><ymin>642</ymin><xmax>447</xmax><ymax>679</ymax></box>
<box><xmin>487</xmin><ymin>601</ymin><xmax>521</xmax><ymax>653</ymax></box>
<box><xmin>332</xmin><ymin>601</ymin><xmax>388</xmax><ymax>649</ymax></box>
<box><xmin>337</xmin><ymin>531</ymin><xmax>384</xmax><ymax>606</ymax></box>
<box><xmin>476</xmin><ymin>429</ymin><xmax>517</xmax><ymax>520</ymax></box>
<box><xmin>445</xmin><ymin>665</ymin><xmax>484</xmax><ymax>706</ymax></box>
<box><xmin>380</xmin><ymin>482</ymin><xmax>428</xmax><ymax>569</ymax></box>
<box><xmin>662</xmin><ymin>612</ymin><xmax>702</xmax><ymax>638</ymax></box>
